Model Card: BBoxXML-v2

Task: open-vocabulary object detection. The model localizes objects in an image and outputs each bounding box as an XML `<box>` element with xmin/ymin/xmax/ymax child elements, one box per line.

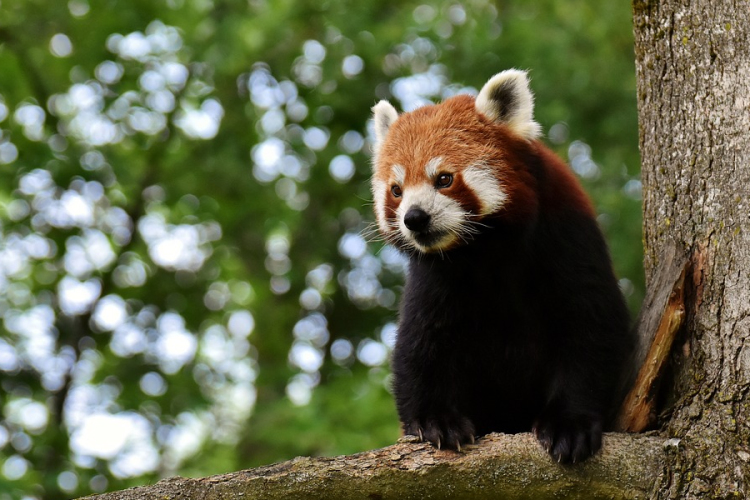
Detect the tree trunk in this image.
<box><xmin>633</xmin><ymin>0</ymin><xmax>750</xmax><ymax>497</ymax></box>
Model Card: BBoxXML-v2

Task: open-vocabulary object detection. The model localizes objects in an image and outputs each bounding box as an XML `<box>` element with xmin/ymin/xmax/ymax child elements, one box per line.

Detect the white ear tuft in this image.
<box><xmin>372</xmin><ymin>100</ymin><xmax>399</xmax><ymax>146</ymax></box>
<box><xmin>475</xmin><ymin>69</ymin><xmax>542</xmax><ymax>141</ymax></box>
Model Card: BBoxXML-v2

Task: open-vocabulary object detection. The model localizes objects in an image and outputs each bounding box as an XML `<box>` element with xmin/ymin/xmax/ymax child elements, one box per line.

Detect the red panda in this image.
<box><xmin>370</xmin><ymin>70</ymin><xmax>634</xmax><ymax>463</ymax></box>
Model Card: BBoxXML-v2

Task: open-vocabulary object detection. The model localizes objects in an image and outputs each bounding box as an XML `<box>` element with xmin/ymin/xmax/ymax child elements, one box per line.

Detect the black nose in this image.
<box><xmin>404</xmin><ymin>207</ymin><xmax>431</xmax><ymax>232</ymax></box>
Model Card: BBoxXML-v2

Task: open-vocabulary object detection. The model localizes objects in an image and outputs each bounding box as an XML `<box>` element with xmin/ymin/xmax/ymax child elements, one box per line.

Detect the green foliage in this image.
<box><xmin>0</xmin><ymin>1</ymin><xmax>642</xmax><ymax>498</ymax></box>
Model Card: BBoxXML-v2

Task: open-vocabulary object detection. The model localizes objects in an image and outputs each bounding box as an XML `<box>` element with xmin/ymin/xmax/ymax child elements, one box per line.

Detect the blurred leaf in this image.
<box><xmin>0</xmin><ymin>1</ymin><xmax>641</xmax><ymax>498</ymax></box>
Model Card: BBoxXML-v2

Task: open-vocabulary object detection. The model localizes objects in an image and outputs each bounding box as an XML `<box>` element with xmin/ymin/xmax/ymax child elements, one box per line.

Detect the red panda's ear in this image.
<box><xmin>475</xmin><ymin>70</ymin><xmax>542</xmax><ymax>141</ymax></box>
<box><xmin>372</xmin><ymin>100</ymin><xmax>399</xmax><ymax>148</ymax></box>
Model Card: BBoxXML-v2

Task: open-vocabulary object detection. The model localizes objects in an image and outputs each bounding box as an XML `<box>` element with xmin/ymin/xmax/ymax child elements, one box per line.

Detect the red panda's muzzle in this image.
<box><xmin>402</xmin><ymin>206</ymin><xmax>452</xmax><ymax>251</ymax></box>
<box><xmin>403</xmin><ymin>207</ymin><xmax>431</xmax><ymax>232</ymax></box>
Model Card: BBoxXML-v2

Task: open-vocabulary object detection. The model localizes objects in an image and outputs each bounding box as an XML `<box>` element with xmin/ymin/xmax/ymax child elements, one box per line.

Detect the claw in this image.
<box><xmin>418</xmin><ymin>428</ymin><xmax>424</xmax><ymax>441</ymax></box>
<box><xmin>456</xmin><ymin>441</ymin><xmax>462</xmax><ymax>453</ymax></box>
<box><xmin>470</xmin><ymin>435</ymin><xmax>475</xmax><ymax>445</ymax></box>
<box><xmin>437</xmin><ymin>437</ymin><xmax>441</xmax><ymax>450</ymax></box>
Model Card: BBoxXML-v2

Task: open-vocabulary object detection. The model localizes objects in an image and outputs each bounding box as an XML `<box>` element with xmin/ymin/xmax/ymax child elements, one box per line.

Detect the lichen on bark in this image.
<box><xmin>634</xmin><ymin>0</ymin><xmax>750</xmax><ymax>497</ymax></box>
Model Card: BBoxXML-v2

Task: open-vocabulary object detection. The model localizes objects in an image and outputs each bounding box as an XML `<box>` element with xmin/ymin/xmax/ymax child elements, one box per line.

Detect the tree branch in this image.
<box><xmin>617</xmin><ymin>241</ymin><xmax>689</xmax><ymax>432</ymax></box>
<box><xmin>79</xmin><ymin>433</ymin><xmax>666</xmax><ymax>500</ymax></box>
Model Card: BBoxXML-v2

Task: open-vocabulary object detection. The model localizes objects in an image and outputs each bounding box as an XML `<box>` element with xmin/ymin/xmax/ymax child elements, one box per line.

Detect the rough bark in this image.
<box><xmin>634</xmin><ymin>0</ymin><xmax>750</xmax><ymax>497</ymax></box>
<box><xmin>79</xmin><ymin>433</ymin><xmax>665</xmax><ymax>500</ymax></box>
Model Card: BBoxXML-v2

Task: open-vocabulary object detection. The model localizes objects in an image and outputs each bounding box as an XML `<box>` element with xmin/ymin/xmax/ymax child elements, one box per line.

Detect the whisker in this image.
<box><xmin>451</xmin><ymin>228</ymin><xmax>473</xmax><ymax>245</ymax></box>
<box><xmin>463</xmin><ymin>214</ymin><xmax>491</xmax><ymax>228</ymax></box>
<box><xmin>458</xmin><ymin>225</ymin><xmax>481</xmax><ymax>236</ymax></box>
<box><xmin>360</xmin><ymin>227</ymin><xmax>384</xmax><ymax>243</ymax></box>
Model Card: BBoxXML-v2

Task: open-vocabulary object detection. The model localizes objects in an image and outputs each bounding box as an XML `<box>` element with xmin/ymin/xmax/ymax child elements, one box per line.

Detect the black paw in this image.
<box><xmin>404</xmin><ymin>414</ymin><xmax>476</xmax><ymax>451</ymax></box>
<box><xmin>533</xmin><ymin>411</ymin><xmax>602</xmax><ymax>464</ymax></box>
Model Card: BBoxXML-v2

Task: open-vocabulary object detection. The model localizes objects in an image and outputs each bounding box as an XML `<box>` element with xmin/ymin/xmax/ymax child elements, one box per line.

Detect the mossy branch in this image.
<box><xmin>80</xmin><ymin>432</ymin><xmax>666</xmax><ymax>500</ymax></box>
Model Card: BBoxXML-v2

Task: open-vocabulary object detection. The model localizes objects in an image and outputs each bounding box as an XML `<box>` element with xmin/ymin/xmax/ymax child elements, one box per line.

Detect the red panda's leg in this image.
<box><xmin>391</xmin><ymin>324</ymin><xmax>476</xmax><ymax>451</ymax></box>
<box><xmin>402</xmin><ymin>414</ymin><xmax>476</xmax><ymax>451</ymax></box>
<box><xmin>532</xmin><ymin>213</ymin><xmax>632</xmax><ymax>463</ymax></box>
<box><xmin>532</xmin><ymin>375</ymin><xmax>605</xmax><ymax>463</ymax></box>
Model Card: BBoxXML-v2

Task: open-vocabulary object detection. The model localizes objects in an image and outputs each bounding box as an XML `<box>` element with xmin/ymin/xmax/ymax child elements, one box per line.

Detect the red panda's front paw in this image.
<box><xmin>405</xmin><ymin>415</ymin><xmax>476</xmax><ymax>452</ymax></box>
<box><xmin>532</xmin><ymin>412</ymin><xmax>603</xmax><ymax>464</ymax></box>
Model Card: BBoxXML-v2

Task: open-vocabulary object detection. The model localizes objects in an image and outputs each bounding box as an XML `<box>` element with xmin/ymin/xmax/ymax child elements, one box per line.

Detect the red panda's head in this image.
<box><xmin>370</xmin><ymin>70</ymin><xmax>542</xmax><ymax>254</ymax></box>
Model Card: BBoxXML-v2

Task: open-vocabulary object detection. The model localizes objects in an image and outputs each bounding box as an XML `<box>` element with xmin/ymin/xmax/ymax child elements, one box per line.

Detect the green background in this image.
<box><xmin>0</xmin><ymin>1</ymin><xmax>642</xmax><ymax>498</ymax></box>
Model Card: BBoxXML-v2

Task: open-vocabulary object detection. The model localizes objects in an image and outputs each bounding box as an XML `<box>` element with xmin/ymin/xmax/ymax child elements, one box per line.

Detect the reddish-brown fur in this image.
<box><xmin>532</xmin><ymin>143</ymin><xmax>595</xmax><ymax>217</ymax></box>
<box><xmin>373</xmin><ymin>95</ymin><xmax>594</xmax><ymax>225</ymax></box>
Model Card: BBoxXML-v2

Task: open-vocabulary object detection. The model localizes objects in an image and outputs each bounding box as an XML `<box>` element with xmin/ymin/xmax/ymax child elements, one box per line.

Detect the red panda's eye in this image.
<box><xmin>436</xmin><ymin>173</ymin><xmax>453</xmax><ymax>188</ymax></box>
<box><xmin>391</xmin><ymin>185</ymin><xmax>402</xmax><ymax>197</ymax></box>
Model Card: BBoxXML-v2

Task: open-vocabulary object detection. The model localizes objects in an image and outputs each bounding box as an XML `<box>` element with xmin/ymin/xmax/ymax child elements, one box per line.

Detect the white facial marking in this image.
<box><xmin>371</xmin><ymin>179</ymin><xmax>388</xmax><ymax>232</ymax></box>
<box><xmin>396</xmin><ymin>183</ymin><xmax>465</xmax><ymax>253</ymax></box>
<box><xmin>392</xmin><ymin>165</ymin><xmax>405</xmax><ymax>185</ymax></box>
<box><xmin>425</xmin><ymin>157</ymin><xmax>443</xmax><ymax>180</ymax></box>
<box><xmin>462</xmin><ymin>164</ymin><xmax>507</xmax><ymax>215</ymax></box>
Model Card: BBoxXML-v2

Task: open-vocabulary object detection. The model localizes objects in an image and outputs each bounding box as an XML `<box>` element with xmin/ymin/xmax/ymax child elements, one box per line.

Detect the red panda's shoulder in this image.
<box><xmin>533</xmin><ymin>141</ymin><xmax>595</xmax><ymax>217</ymax></box>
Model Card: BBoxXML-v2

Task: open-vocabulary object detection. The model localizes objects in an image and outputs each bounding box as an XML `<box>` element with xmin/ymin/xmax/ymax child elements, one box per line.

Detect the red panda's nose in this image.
<box><xmin>404</xmin><ymin>207</ymin><xmax>431</xmax><ymax>232</ymax></box>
